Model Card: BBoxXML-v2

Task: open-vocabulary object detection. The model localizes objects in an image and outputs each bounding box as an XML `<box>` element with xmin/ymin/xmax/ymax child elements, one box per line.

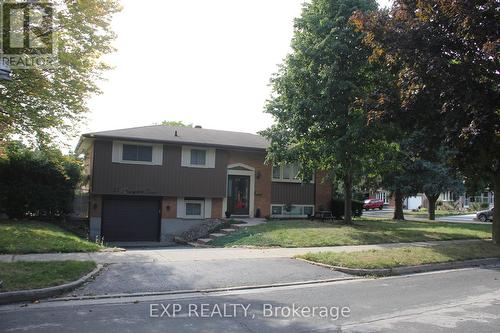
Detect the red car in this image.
<box><xmin>363</xmin><ymin>198</ymin><xmax>384</xmax><ymax>210</ymax></box>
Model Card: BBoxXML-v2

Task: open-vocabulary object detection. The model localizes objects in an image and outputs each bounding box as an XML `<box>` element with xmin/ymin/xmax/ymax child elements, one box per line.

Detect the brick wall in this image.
<box><xmin>314</xmin><ymin>171</ymin><xmax>332</xmax><ymax>211</ymax></box>
<box><xmin>211</xmin><ymin>198</ymin><xmax>223</xmax><ymax>218</ymax></box>
<box><xmin>161</xmin><ymin>197</ymin><xmax>177</xmax><ymax>218</ymax></box>
<box><xmin>89</xmin><ymin>194</ymin><xmax>102</xmax><ymax>218</ymax></box>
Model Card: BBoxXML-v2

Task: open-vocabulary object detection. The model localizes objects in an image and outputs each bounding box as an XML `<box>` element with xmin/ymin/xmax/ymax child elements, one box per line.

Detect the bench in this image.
<box><xmin>312</xmin><ymin>210</ymin><xmax>335</xmax><ymax>222</ymax></box>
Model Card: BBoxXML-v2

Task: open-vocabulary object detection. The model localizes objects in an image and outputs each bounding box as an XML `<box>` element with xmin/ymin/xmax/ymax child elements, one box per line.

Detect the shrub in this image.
<box><xmin>470</xmin><ymin>202</ymin><xmax>489</xmax><ymax>211</ymax></box>
<box><xmin>331</xmin><ymin>198</ymin><xmax>363</xmax><ymax>218</ymax></box>
<box><xmin>0</xmin><ymin>142</ymin><xmax>82</xmax><ymax>218</ymax></box>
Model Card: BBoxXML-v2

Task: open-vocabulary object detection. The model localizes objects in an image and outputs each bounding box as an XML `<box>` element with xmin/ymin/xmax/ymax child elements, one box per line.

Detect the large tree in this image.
<box><xmin>354</xmin><ymin>0</ymin><xmax>499</xmax><ymax>241</ymax></box>
<box><xmin>261</xmin><ymin>0</ymin><xmax>379</xmax><ymax>224</ymax></box>
<box><xmin>0</xmin><ymin>0</ymin><xmax>121</xmax><ymax>145</ymax></box>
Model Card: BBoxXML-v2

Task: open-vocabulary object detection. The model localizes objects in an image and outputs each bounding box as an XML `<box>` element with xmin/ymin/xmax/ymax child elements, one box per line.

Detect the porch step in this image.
<box><xmin>188</xmin><ymin>241</ymin><xmax>210</xmax><ymax>248</ymax></box>
<box><xmin>197</xmin><ymin>238</ymin><xmax>212</xmax><ymax>245</ymax></box>
<box><xmin>209</xmin><ymin>233</ymin><xmax>226</xmax><ymax>240</ymax></box>
<box><xmin>220</xmin><ymin>228</ymin><xmax>236</xmax><ymax>234</ymax></box>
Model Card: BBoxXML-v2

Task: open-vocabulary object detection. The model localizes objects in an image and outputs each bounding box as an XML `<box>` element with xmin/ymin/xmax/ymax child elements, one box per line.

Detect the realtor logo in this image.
<box><xmin>1</xmin><ymin>0</ymin><xmax>57</xmax><ymax>68</ymax></box>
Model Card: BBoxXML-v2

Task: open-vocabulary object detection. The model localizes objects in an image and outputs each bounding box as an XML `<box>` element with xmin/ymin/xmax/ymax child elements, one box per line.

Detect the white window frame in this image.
<box><xmin>270</xmin><ymin>204</ymin><xmax>315</xmax><ymax>218</ymax></box>
<box><xmin>112</xmin><ymin>141</ymin><xmax>163</xmax><ymax>165</ymax></box>
<box><xmin>181</xmin><ymin>146</ymin><xmax>216</xmax><ymax>168</ymax></box>
<box><xmin>176</xmin><ymin>198</ymin><xmax>211</xmax><ymax>219</ymax></box>
<box><xmin>271</xmin><ymin>164</ymin><xmax>314</xmax><ymax>183</ymax></box>
<box><xmin>184</xmin><ymin>200</ymin><xmax>204</xmax><ymax>218</ymax></box>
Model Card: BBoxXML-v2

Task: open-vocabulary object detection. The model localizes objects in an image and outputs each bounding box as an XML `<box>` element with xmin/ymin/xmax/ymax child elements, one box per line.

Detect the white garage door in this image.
<box><xmin>407</xmin><ymin>196</ymin><xmax>423</xmax><ymax>210</ymax></box>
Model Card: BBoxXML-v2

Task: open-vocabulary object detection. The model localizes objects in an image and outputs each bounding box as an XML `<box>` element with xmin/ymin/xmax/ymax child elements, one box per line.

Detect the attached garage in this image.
<box><xmin>101</xmin><ymin>197</ymin><xmax>161</xmax><ymax>242</ymax></box>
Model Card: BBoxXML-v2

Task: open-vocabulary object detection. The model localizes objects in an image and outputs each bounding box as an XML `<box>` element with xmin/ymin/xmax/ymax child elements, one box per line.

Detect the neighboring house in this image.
<box><xmin>370</xmin><ymin>189</ymin><xmax>423</xmax><ymax>210</ymax></box>
<box><xmin>76</xmin><ymin>125</ymin><xmax>332</xmax><ymax>242</ymax></box>
<box><xmin>371</xmin><ymin>189</ymin><xmax>494</xmax><ymax>211</ymax></box>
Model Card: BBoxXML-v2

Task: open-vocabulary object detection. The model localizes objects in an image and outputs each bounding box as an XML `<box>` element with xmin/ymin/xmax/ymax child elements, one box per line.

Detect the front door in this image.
<box><xmin>228</xmin><ymin>175</ymin><xmax>250</xmax><ymax>215</ymax></box>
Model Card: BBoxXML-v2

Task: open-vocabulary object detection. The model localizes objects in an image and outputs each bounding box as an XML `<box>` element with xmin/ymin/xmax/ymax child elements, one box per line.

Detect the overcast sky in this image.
<box><xmin>77</xmin><ymin>0</ymin><xmax>392</xmax><ymax>146</ymax></box>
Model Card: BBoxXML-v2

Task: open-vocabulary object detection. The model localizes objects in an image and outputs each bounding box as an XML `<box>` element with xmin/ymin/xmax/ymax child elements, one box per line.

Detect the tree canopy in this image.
<box><xmin>0</xmin><ymin>0</ymin><xmax>121</xmax><ymax>145</ymax></box>
<box><xmin>261</xmin><ymin>0</ymin><xmax>380</xmax><ymax>224</ymax></box>
<box><xmin>353</xmin><ymin>0</ymin><xmax>499</xmax><ymax>241</ymax></box>
<box><xmin>159</xmin><ymin>120</ymin><xmax>193</xmax><ymax>127</ymax></box>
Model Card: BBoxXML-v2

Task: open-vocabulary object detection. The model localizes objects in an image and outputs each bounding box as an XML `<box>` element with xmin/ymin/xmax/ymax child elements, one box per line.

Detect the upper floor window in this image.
<box><xmin>272</xmin><ymin>163</ymin><xmax>314</xmax><ymax>183</ymax></box>
<box><xmin>112</xmin><ymin>141</ymin><xmax>163</xmax><ymax>165</ymax></box>
<box><xmin>272</xmin><ymin>163</ymin><xmax>300</xmax><ymax>182</ymax></box>
<box><xmin>122</xmin><ymin>144</ymin><xmax>153</xmax><ymax>162</ymax></box>
<box><xmin>190</xmin><ymin>149</ymin><xmax>206</xmax><ymax>166</ymax></box>
<box><xmin>181</xmin><ymin>146</ymin><xmax>215</xmax><ymax>168</ymax></box>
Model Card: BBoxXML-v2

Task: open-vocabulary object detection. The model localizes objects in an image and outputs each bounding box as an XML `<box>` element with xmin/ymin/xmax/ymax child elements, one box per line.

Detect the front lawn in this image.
<box><xmin>297</xmin><ymin>241</ymin><xmax>500</xmax><ymax>269</ymax></box>
<box><xmin>0</xmin><ymin>221</ymin><xmax>103</xmax><ymax>254</ymax></box>
<box><xmin>209</xmin><ymin>218</ymin><xmax>491</xmax><ymax>248</ymax></box>
<box><xmin>0</xmin><ymin>261</ymin><xmax>96</xmax><ymax>292</ymax></box>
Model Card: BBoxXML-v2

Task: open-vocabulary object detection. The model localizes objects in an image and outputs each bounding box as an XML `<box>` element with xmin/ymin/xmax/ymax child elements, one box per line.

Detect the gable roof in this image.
<box><xmin>77</xmin><ymin>125</ymin><xmax>269</xmax><ymax>152</ymax></box>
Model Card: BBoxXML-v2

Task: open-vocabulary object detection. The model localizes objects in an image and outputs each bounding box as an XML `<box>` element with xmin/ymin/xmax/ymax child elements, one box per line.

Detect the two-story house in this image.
<box><xmin>76</xmin><ymin>125</ymin><xmax>332</xmax><ymax>242</ymax></box>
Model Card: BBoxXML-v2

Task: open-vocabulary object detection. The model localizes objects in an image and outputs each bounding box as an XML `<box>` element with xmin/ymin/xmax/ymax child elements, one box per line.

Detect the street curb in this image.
<box><xmin>50</xmin><ymin>276</ymin><xmax>361</xmax><ymax>303</ymax></box>
<box><xmin>0</xmin><ymin>264</ymin><xmax>103</xmax><ymax>305</ymax></box>
<box><xmin>296</xmin><ymin>258</ymin><xmax>500</xmax><ymax>277</ymax></box>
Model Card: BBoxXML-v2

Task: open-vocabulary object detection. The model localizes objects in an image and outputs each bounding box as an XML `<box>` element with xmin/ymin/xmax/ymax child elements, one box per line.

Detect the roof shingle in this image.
<box><xmin>82</xmin><ymin>125</ymin><xmax>269</xmax><ymax>150</ymax></box>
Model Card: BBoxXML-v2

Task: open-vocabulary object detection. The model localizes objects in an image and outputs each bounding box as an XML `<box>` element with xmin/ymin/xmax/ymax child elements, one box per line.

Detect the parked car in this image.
<box><xmin>363</xmin><ymin>198</ymin><xmax>384</xmax><ymax>210</ymax></box>
<box><xmin>476</xmin><ymin>207</ymin><xmax>494</xmax><ymax>222</ymax></box>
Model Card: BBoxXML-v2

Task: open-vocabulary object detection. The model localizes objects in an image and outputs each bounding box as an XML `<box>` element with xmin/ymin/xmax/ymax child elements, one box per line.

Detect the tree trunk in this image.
<box><xmin>344</xmin><ymin>172</ymin><xmax>353</xmax><ymax>224</ymax></box>
<box><xmin>426</xmin><ymin>194</ymin><xmax>439</xmax><ymax>221</ymax></box>
<box><xmin>493</xmin><ymin>172</ymin><xmax>500</xmax><ymax>245</ymax></box>
<box><xmin>393</xmin><ymin>188</ymin><xmax>405</xmax><ymax>220</ymax></box>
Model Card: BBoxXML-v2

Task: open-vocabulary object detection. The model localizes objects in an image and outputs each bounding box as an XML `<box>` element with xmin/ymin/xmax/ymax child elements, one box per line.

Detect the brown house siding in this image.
<box><xmin>226</xmin><ymin>150</ymin><xmax>271</xmax><ymax>217</ymax></box>
<box><xmin>92</xmin><ymin>140</ymin><xmax>228</xmax><ymax>198</ymax></box>
<box><xmin>271</xmin><ymin>183</ymin><xmax>315</xmax><ymax>205</ymax></box>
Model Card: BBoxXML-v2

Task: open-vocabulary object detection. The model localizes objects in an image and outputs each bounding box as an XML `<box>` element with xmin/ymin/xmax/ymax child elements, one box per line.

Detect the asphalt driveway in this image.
<box><xmin>70</xmin><ymin>258</ymin><xmax>351</xmax><ymax>296</ymax></box>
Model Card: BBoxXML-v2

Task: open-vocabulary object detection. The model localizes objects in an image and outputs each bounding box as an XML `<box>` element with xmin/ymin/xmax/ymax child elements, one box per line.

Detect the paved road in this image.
<box><xmin>70</xmin><ymin>258</ymin><xmax>352</xmax><ymax>296</ymax></box>
<box><xmin>362</xmin><ymin>208</ymin><xmax>393</xmax><ymax>218</ymax></box>
<box><xmin>1</xmin><ymin>266</ymin><xmax>499</xmax><ymax>332</ymax></box>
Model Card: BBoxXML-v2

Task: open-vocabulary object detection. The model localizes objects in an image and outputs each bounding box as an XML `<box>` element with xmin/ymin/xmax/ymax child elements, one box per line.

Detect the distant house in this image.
<box><xmin>76</xmin><ymin>125</ymin><xmax>332</xmax><ymax>242</ymax></box>
<box><xmin>370</xmin><ymin>189</ymin><xmax>494</xmax><ymax>211</ymax></box>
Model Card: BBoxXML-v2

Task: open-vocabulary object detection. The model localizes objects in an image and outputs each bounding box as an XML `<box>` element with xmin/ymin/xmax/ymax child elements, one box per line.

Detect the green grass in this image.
<box><xmin>0</xmin><ymin>221</ymin><xmax>103</xmax><ymax>254</ymax></box>
<box><xmin>297</xmin><ymin>241</ymin><xmax>500</xmax><ymax>269</ymax></box>
<box><xmin>209</xmin><ymin>218</ymin><xmax>492</xmax><ymax>248</ymax></box>
<box><xmin>405</xmin><ymin>209</ymin><xmax>473</xmax><ymax>218</ymax></box>
<box><xmin>0</xmin><ymin>261</ymin><xmax>96</xmax><ymax>292</ymax></box>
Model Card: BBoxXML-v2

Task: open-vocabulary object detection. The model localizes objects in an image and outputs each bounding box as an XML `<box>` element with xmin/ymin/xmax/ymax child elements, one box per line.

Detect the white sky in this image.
<box><xmin>76</xmin><ymin>0</ymin><xmax>392</xmax><ymax>147</ymax></box>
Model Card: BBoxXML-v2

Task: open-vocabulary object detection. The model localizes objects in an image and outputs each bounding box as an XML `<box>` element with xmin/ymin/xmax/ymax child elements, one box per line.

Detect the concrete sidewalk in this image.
<box><xmin>0</xmin><ymin>239</ymin><xmax>484</xmax><ymax>264</ymax></box>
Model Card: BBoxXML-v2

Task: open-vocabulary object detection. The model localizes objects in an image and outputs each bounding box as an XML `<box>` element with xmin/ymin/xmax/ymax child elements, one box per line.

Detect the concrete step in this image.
<box><xmin>209</xmin><ymin>233</ymin><xmax>226</xmax><ymax>240</ymax></box>
<box><xmin>187</xmin><ymin>241</ymin><xmax>210</xmax><ymax>248</ymax></box>
<box><xmin>197</xmin><ymin>238</ymin><xmax>212</xmax><ymax>245</ymax></box>
<box><xmin>232</xmin><ymin>224</ymin><xmax>247</xmax><ymax>229</ymax></box>
<box><xmin>220</xmin><ymin>228</ymin><xmax>236</xmax><ymax>234</ymax></box>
